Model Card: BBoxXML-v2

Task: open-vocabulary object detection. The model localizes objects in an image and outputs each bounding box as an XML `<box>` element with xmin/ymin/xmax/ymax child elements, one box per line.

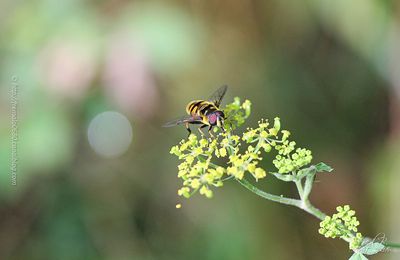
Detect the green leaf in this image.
<box><xmin>271</xmin><ymin>172</ymin><xmax>295</xmax><ymax>182</ymax></box>
<box><xmin>297</xmin><ymin>166</ymin><xmax>316</xmax><ymax>179</ymax></box>
<box><xmin>314</xmin><ymin>162</ymin><xmax>333</xmax><ymax>173</ymax></box>
<box><xmin>349</xmin><ymin>252</ymin><xmax>368</xmax><ymax>260</ymax></box>
<box><xmin>297</xmin><ymin>163</ymin><xmax>332</xmax><ymax>179</ymax></box>
<box><xmin>358</xmin><ymin>242</ymin><xmax>385</xmax><ymax>255</ymax></box>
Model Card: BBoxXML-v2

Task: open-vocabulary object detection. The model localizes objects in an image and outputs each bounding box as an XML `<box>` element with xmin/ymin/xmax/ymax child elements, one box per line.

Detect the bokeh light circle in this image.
<box><xmin>87</xmin><ymin>111</ymin><xmax>133</xmax><ymax>158</ymax></box>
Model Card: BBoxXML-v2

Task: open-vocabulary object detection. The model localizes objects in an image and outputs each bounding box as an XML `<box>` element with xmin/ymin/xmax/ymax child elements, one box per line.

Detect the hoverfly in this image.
<box><xmin>163</xmin><ymin>85</ymin><xmax>227</xmax><ymax>137</ymax></box>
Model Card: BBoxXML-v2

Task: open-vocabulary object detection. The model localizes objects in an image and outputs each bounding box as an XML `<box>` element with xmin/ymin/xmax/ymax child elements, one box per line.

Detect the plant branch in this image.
<box><xmin>294</xmin><ymin>179</ymin><xmax>304</xmax><ymax>200</ymax></box>
<box><xmin>383</xmin><ymin>242</ymin><xmax>400</xmax><ymax>249</ymax></box>
<box><xmin>236</xmin><ymin>178</ymin><xmax>302</xmax><ymax>207</ymax></box>
<box><xmin>302</xmin><ymin>199</ymin><xmax>327</xmax><ymax>220</ymax></box>
<box><xmin>236</xmin><ymin>176</ymin><xmax>400</xmax><ymax>251</ymax></box>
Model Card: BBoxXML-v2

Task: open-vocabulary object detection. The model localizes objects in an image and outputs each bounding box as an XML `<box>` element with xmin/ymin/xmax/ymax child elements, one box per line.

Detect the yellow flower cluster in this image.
<box><xmin>171</xmin><ymin>134</ymin><xmax>226</xmax><ymax>198</ymax></box>
<box><xmin>273</xmin><ymin>147</ymin><xmax>313</xmax><ymax>174</ymax></box>
<box><xmin>223</xmin><ymin>97</ymin><xmax>252</xmax><ymax>131</ymax></box>
<box><xmin>169</xmin><ymin>99</ymin><xmax>315</xmax><ymax>199</ymax></box>
<box><xmin>319</xmin><ymin>205</ymin><xmax>363</xmax><ymax>250</ymax></box>
<box><xmin>171</xmin><ymin>127</ymin><xmax>270</xmax><ymax>199</ymax></box>
<box><xmin>170</xmin><ymin>98</ymin><xmax>255</xmax><ymax>198</ymax></box>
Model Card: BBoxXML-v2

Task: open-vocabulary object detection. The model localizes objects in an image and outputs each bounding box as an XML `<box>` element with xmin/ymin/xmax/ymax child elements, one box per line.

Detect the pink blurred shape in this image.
<box><xmin>37</xmin><ymin>38</ymin><xmax>97</xmax><ymax>100</ymax></box>
<box><xmin>103</xmin><ymin>32</ymin><xmax>159</xmax><ymax>119</ymax></box>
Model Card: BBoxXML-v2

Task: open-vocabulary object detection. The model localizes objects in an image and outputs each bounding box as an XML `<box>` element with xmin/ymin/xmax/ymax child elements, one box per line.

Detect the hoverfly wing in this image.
<box><xmin>207</xmin><ymin>85</ymin><xmax>228</xmax><ymax>108</ymax></box>
<box><xmin>163</xmin><ymin>115</ymin><xmax>198</xmax><ymax>127</ymax></box>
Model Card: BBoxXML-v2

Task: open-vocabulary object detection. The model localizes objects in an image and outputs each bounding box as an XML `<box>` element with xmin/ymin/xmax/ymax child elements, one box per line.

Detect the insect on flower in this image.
<box><xmin>163</xmin><ymin>85</ymin><xmax>228</xmax><ymax>137</ymax></box>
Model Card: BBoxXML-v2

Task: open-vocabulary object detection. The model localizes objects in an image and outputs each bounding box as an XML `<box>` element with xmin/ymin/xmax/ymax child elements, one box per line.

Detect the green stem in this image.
<box><xmin>302</xmin><ymin>199</ymin><xmax>327</xmax><ymax>221</ymax></box>
<box><xmin>294</xmin><ymin>179</ymin><xmax>304</xmax><ymax>200</ymax></box>
<box><xmin>383</xmin><ymin>242</ymin><xmax>400</xmax><ymax>249</ymax></box>
<box><xmin>237</xmin><ymin>178</ymin><xmax>357</xmax><ymax>245</ymax></box>
<box><xmin>237</xmin><ymin>177</ymin><xmax>326</xmax><ymax>219</ymax></box>
<box><xmin>236</xmin><ymin>177</ymin><xmax>400</xmax><ymax>250</ymax></box>
<box><xmin>224</xmin><ymin>128</ymin><xmax>400</xmax><ymax>251</ymax></box>
<box><xmin>236</xmin><ymin>178</ymin><xmax>302</xmax><ymax>207</ymax></box>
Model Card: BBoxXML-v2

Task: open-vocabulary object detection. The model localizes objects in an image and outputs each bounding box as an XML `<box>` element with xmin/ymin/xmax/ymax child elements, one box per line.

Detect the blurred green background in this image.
<box><xmin>1</xmin><ymin>0</ymin><xmax>400</xmax><ymax>259</ymax></box>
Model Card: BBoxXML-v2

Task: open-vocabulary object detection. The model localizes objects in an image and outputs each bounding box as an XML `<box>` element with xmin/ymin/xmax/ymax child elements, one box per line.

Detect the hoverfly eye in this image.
<box><xmin>208</xmin><ymin>113</ymin><xmax>217</xmax><ymax>124</ymax></box>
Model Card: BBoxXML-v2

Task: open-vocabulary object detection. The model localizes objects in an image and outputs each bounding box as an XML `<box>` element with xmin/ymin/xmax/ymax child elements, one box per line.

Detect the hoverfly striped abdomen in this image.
<box><xmin>186</xmin><ymin>100</ymin><xmax>205</xmax><ymax>116</ymax></box>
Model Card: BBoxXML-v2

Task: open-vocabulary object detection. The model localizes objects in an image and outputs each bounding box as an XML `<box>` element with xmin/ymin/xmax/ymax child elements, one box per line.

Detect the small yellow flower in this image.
<box><xmin>199</xmin><ymin>138</ymin><xmax>208</xmax><ymax>147</ymax></box>
<box><xmin>178</xmin><ymin>162</ymin><xmax>188</xmax><ymax>170</ymax></box>
<box><xmin>179</xmin><ymin>142</ymin><xmax>190</xmax><ymax>151</ymax></box>
<box><xmin>178</xmin><ymin>187</ymin><xmax>190</xmax><ymax>197</ymax></box>
<box><xmin>273</xmin><ymin>117</ymin><xmax>281</xmax><ymax>131</ymax></box>
<box><xmin>254</xmin><ymin>168</ymin><xmax>267</xmax><ymax>179</ymax></box>
<box><xmin>235</xmin><ymin>170</ymin><xmax>245</xmax><ymax>180</ymax></box>
<box><xmin>231</xmin><ymin>135</ymin><xmax>240</xmax><ymax>143</ymax></box>
<box><xmin>176</xmin><ymin>204</ymin><xmax>182</xmax><ymax>209</ymax></box>
<box><xmin>242</xmin><ymin>99</ymin><xmax>251</xmax><ymax>110</ymax></box>
<box><xmin>259</xmin><ymin>120</ymin><xmax>269</xmax><ymax>128</ymax></box>
<box><xmin>202</xmin><ymin>173</ymin><xmax>214</xmax><ymax>184</ymax></box>
<box><xmin>260</xmin><ymin>130</ymin><xmax>268</xmax><ymax>138</ymax></box>
<box><xmin>219</xmin><ymin>147</ymin><xmax>227</xmax><ymax>157</ymax></box>
<box><xmin>247</xmin><ymin>145</ymin><xmax>254</xmax><ymax>152</ymax></box>
<box><xmin>229</xmin><ymin>155</ymin><xmax>239</xmax><ymax>163</ymax></box>
<box><xmin>178</xmin><ymin>170</ymin><xmax>187</xmax><ymax>178</ymax></box>
<box><xmin>191</xmin><ymin>178</ymin><xmax>201</xmax><ymax>189</ymax></box>
<box><xmin>215</xmin><ymin>167</ymin><xmax>225</xmax><ymax>178</ymax></box>
<box><xmin>192</xmin><ymin>147</ymin><xmax>203</xmax><ymax>156</ymax></box>
<box><xmin>269</xmin><ymin>128</ymin><xmax>278</xmax><ymax>136</ymax></box>
<box><xmin>227</xmin><ymin>166</ymin><xmax>237</xmax><ymax>176</ymax></box>
<box><xmin>214</xmin><ymin>181</ymin><xmax>223</xmax><ymax>187</ymax></box>
<box><xmin>189</xmin><ymin>167</ymin><xmax>200</xmax><ymax>177</ymax></box>
<box><xmin>209</xmin><ymin>139</ymin><xmax>217</xmax><ymax>149</ymax></box>
<box><xmin>200</xmin><ymin>186</ymin><xmax>213</xmax><ymax>198</ymax></box>
<box><xmin>228</xmin><ymin>166</ymin><xmax>243</xmax><ymax>179</ymax></box>
<box><xmin>197</xmin><ymin>161</ymin><xmax>209</xmax><ymax>170</ymax></box>
<box><xmin>221</xmin><ymin>138</ymin><xmax>229</xmax><ymax>146</ymax></box>
<box><xmin>247</xmin><ymin>163</ymin><xmax>256</xmax><ymax>173</ymax></box>
<box><xmin>281</xmin><ymin>130</ymin><xmax>290</xmax><ymax>141</ymax></box>
<box><xmin>243</xmin><ymin>129</ymin><xmax>257</xmax><ymax>142</ymax></box>
<box><xmin>170</xmin><ymin>145</ymin><xmax>180</xmax><ymax>155</ymax></box>
<box><xmin>188</xmin><ymin>134</ymin><xmax>197</xmax><ymax>142</ymax></box>
<box><xmin>261</xmin><ymin>143</ymin><xmax>272</xmax><ymax>152</ymax></box>
<box><xmin>233</xmin><ymin>158</ymin><xmax>245</xmax><ymax>168</ymax></box>
<box><xmin>214</xmin><ymin>148</ymin><xmax>220</xmax><ymax>157</ymax></box>
<box><xmin>185</xmin><ymin>155</ymin><xmax>194</xmax><ymax>164</ymax></box>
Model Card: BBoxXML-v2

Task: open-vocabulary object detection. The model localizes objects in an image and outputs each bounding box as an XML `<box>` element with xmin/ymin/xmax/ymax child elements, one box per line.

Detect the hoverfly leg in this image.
<box><xmin>208</xmin><ymin>126</ymin><xmax>215</xmax><ymax>138</ymax></box>
<box><xmin>185</xmin><ymin>122</ymin><xmax>192</xmax><ymax>137</ymax></box>
<box><xmin>198</xmin><ymin>125</ymin><xmax>207</xmax><ymax>137</ymax></box>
